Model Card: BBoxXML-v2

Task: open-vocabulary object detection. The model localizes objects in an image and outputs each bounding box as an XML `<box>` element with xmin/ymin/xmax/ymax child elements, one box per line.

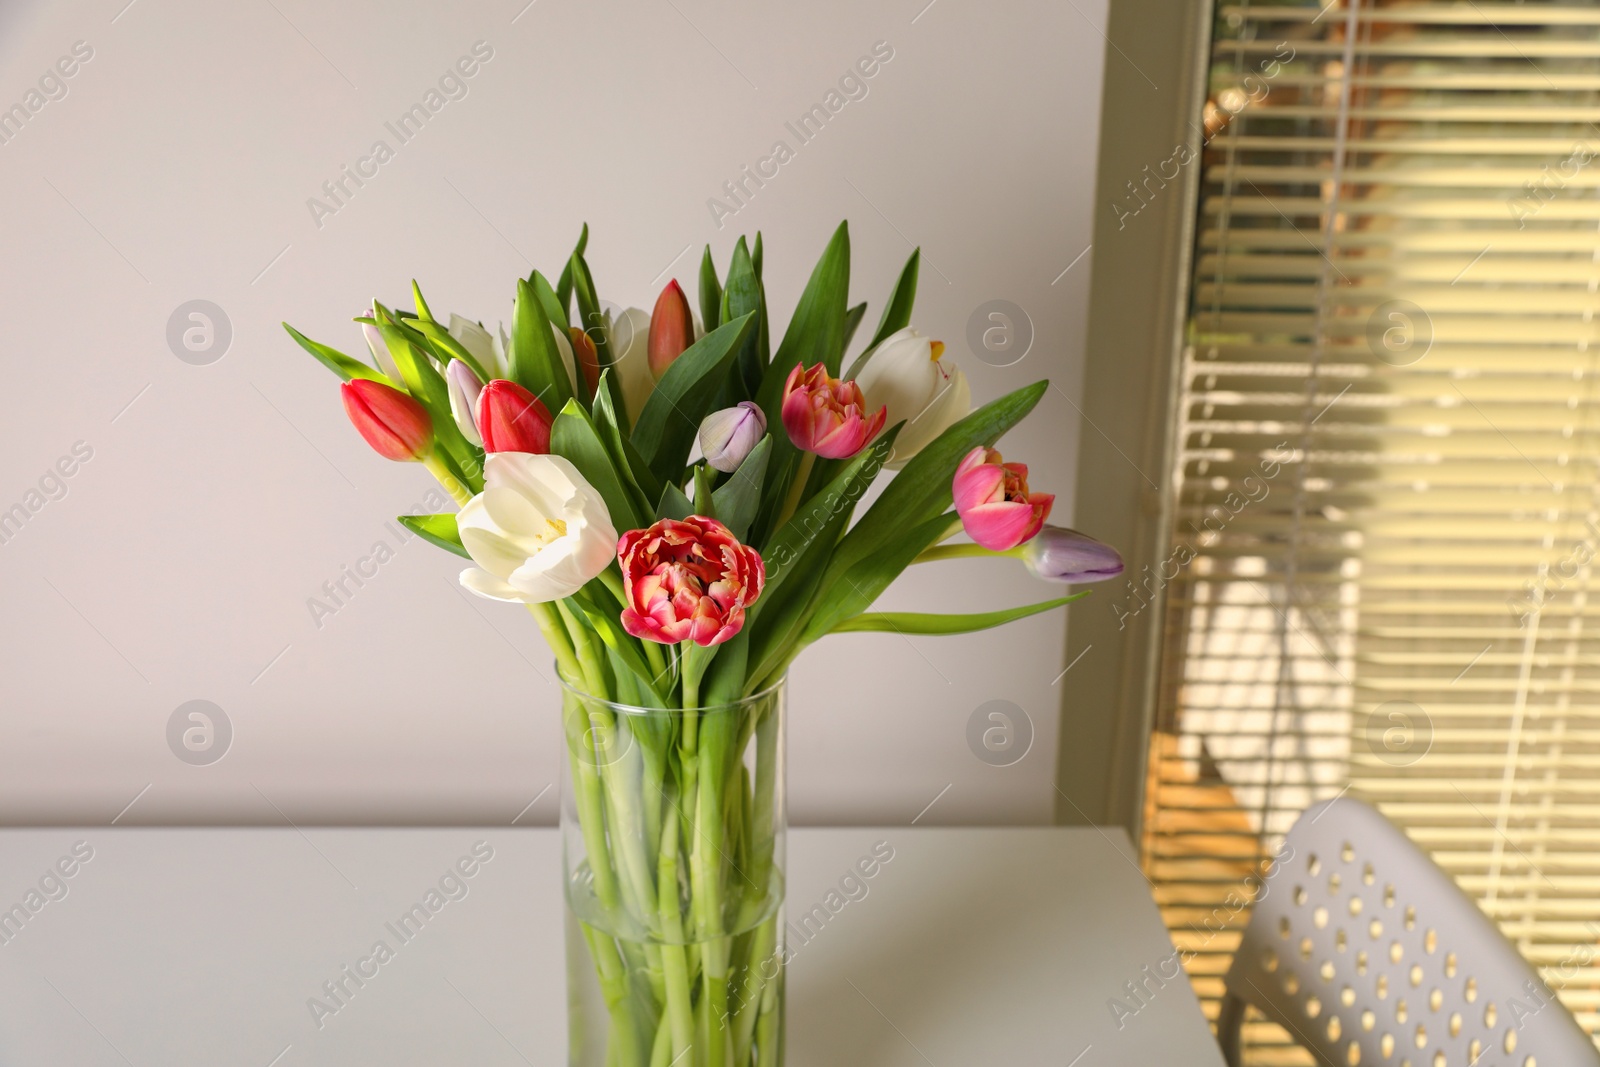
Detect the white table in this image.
<box><xmin>0</xmin><ymin>827</ymin><xmax>1224</xmax><ymax>1065</ymax></box>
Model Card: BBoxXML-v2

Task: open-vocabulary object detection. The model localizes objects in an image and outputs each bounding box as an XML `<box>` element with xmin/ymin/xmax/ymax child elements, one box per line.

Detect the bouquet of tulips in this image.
<box><xmin>283</xmin><ymin>221</ymin><xmax>1121</xmax><ymax>1066</ymax></box>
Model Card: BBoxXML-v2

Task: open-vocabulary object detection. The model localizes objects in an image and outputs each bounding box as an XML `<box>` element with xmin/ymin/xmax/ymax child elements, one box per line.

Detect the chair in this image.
<box><xmin>1217</xmin><ymin>797</ymin><xmax>1599</xmax><ymax>1067</ymax></box>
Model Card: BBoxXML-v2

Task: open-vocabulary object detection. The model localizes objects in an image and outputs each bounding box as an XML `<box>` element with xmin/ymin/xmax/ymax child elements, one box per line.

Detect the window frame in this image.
<box><xmin>1054</xmin><ymin>0</ymin><xmax>1217</xmax><ymax>833</ymax></box>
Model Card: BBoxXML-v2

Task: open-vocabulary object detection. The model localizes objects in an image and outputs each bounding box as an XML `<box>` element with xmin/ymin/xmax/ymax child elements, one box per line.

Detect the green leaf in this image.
<box><xmin>799</xmin><ymin>511</ymin><xmax>954</xmax><ymax>644</ymax></box>
<box><xmin>402</xmin><ymin>317</ymin><xmax>492</xmax><ymax>383</ymax></box>
<box><xmin>556</xmin><ymin>222</ymin><xmax>589</xmax><ymax>314</ymax></box>
<box><xmin>828</xmin><ymin>595</ymin><xmax>1087</xmax><ymax>635</ymax></box>
<box><xmin>510</xmin><ymin>276</ymin><xmax>574</xmax><ymax>412</ymax></box>
<box><xmin>411</xmin><ymin>280</ymin><xmax>435</xmax><ymax>323</ymax></box>
<box><xmin>531</xmin><ymin>270</ymin><xmax>571</xmax><ymax>336</ymax></box>
<box><xmin>841</xmin><ymin>301</ymin><xmax>868</xmax><ymax>356</ymax></box>
<box><xmin>721</xmin><ymin>237</ymin><xmax>767</xmax><ymax>399</ymax></box>
<box><xmin>568</xmin><ymin>251</ymin><xmax>612</xmax><ymax>371</ymax></box>
<box><xmin>824</xmin><ymin>381</ymin><xmax>1048</xmax><ymax>594</ymax></box>
<box><xmin>711</xmin><ymin>434</ymin><xmax>770</xmax><ymax>542</ymax></box>
<box><xmin>657</xmin><ymin>481</ymin><xmax>694</xmax><ymax>521</ymax></box>
<box><xmin>757</xmin><ymin>221</ymin><xmax>850</xmax><ymax>411</ymax></box>
<box><xmin>571</xmin><ymin>591</ymin><xmax>667</xmax><ymax>705</ymax></box>
<box><xmin>376</xmin><ymin>321</ymin><xmax>483</xmax><ymax>488</ymax></box>
<box><xmin>752</xmin><ymin>232</ymin><xmax>764</xmax><ymax>280</ymax></box>
<box><xmin>868</xmin><ymin>248</ymin><xmax>921</xmax><ymax>349</ymax></box>
<box><xmin>699</xmin><ymin>245</ymin><xmax>722</xmax><ymax>332</ymax></box>
<box><xmin>739</xmin><ymin>428</ymin><xmax>896</xmax><ymax>681</ymax></box>
<box><xmin>693</xmin><ymin>465</ymin><xmax>718</xmax><ymax>522</ymax></box>
<box><xmin>631</xmin><ymin>312</ymin><xmax>755</xmax><ymax>485</ymax></box>
<box><xmin>592</xmin><ymin>372</ymin><xmax>659</xmax><ymax>515</ymax></box>
<box><xmin>701</xmin><ymin>629</ymin><xmax>749</xmax><ymax>706</ymax></box>
<box><xmin>282</xmin><ymin>324</ymin><xmax>389</xmax><ymax>383</ymax></box>
<box><xmin>551</xmin><ymin>400</ymin><xmax>643</xmax><ymax>532</ymax></box>
<box><xmin>398</xmin><ymin>513</ymin><xmax>469</xmax><ymax>559</ymax></box>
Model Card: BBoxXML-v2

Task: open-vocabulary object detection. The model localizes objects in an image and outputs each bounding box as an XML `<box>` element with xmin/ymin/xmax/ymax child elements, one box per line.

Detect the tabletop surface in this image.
<box><xmin>0</xmin><ymin>826</ymin><xmax>1225</xmax><ymax>1066</ymax></box>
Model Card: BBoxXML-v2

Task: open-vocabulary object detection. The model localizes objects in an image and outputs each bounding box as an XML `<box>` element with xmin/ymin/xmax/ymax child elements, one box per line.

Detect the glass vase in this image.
<box><xmin>560</xmin><ymin>676</ymin><xmax>787</xmax><ymax>1067</ymax></box>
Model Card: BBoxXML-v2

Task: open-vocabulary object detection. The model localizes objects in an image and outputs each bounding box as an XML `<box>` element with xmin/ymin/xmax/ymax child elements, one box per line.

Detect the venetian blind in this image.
<box><xmin>1141</xmin><ymin>2</ymin><xmax>1600</xmax><ymax>1063</ymax></box>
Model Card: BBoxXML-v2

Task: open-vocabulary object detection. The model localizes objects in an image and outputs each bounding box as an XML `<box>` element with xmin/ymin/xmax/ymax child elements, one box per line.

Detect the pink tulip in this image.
<box><xmin>341</xmin><ymin>379</ymin><xmax>433</xmax><ymax>462</ymax></box>
<box><xmin>618</xmin><ymin>516</ymin><xmax>765</xmax><ymax>647</ymax></box>
<box><xmin>952</xmin><ymin>446</ymin><xmax>1054</xmax><ymax>551</ymax></box>
<box><xmin>779</xmin><ymin>363</ymin><xmax>887</xmax><ymax>459</ymax></box>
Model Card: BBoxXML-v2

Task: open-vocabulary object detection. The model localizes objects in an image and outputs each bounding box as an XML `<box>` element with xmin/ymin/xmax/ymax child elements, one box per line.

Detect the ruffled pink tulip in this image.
<box><xmin>618</xmin><ymin>516</ymin><xmax>765</xmax><ymax>647</ymax></box>
<box><xmin>952</xmin><ymin>446</ymin><xmax>1054</xmax><ymax>551</ymax></box>
<box><xmin>780</xmin><ymin>363</ymin><xmax>887</xmax><ymax>459</ymax></box>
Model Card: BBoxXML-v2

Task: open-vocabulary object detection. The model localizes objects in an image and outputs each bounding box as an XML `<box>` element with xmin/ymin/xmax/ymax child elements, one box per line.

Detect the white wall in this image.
<box><xmin>0</xmin><ymin>0</ymin><xmax>1106</xmax><ymax>826</ymax></box>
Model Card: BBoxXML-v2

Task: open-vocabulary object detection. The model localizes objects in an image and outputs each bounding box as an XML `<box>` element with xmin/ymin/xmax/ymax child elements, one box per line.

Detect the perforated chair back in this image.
<box><xmin>1218</xmin><ymin>797</ymin><xmax>1598</xmax><ymax>1067</ymax></box>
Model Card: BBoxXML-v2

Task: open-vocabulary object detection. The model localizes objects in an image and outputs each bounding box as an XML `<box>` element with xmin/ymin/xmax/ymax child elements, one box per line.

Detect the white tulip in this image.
<box><xmin>457</xmin><ymin>453</ymin><xmax>618</xmax><ymax>604</ymax></box>
<box><xmin>452</xmin><ymin>312</ymin><xmax>581</xmax><ymax>396</ymax></box>
<box><xmin>855</xmin><ymin>325</ymin><xmax>971</xmax><ymax>468</ymax></box>
<box><xmin>601</xmin><ymin>305</ymin><xmax>656</xmax><ymax>425</ymax></box>
<box><xmin>448</xmin><ymin>314</ymin><xmax>508</xmax><ymax>380</ymax></box>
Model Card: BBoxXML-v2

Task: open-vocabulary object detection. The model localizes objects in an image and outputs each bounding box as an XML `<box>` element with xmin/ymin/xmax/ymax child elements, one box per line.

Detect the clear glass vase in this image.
<box><xmin>560</xmin><ymin>676</ymin><xmax>787</xmax><ymax>1067</ymax></box>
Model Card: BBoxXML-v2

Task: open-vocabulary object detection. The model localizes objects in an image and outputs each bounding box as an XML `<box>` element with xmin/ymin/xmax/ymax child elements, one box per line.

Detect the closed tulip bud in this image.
<box><xmin>569</xmin><ymin>327</ymin><xmax>601</xmax><ymax>396</ymax></box>
<box><xmin>446</xmin><ymin>359</ymin><xmax>486</xmax><ymax>446</ymax></box>
<box><xmin>476</xmin><ymin>379</ymin><xmax>553</xmax><ymax>455</ymax></box>
<box><xmin>361</xmin><ymin>302</ymin><xmax>403</xmax><ymax>383</ymax></box>
<box><xmin>1023</xmin><ymin>526</ymin><xmax>1124</xmax><ymax>583</ymax></box>
<box><xmin>341</xmin><ymin>378</ymin><xmax>433</xmax><ymax>462</ymax></box>
<box><xmin>647</xmin><ymin>279</ymin><xmax>694</xmax><ymax>380</ymax></box>
<box><xmin>699</xmin><ymin>401</ymin><xmax>766</xmax><ymax>472</ymax></box>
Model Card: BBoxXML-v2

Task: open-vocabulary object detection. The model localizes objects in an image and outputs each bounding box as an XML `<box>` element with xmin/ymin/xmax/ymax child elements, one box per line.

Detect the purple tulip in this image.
<box><xmin>699</xmin><ymin>401</ymin><xmax>767</xmax><ymax>472</ymax></box>
<box><xmin>446</xmin><ymin>358</ymin><xmax>486</xmax><ymax>446</ymax></box>
<box><xmin>1023</xmin><ymin>525</ymin><xmax>1124</xmax><ymax>583</ymax></box>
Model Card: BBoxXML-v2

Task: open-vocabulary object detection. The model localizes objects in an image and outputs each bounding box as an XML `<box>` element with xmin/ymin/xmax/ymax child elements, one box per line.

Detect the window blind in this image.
<box><xmin>1143</xmin><ymin>2</ymin><xmax>1600</xmax><ymax>1062</ymax></box>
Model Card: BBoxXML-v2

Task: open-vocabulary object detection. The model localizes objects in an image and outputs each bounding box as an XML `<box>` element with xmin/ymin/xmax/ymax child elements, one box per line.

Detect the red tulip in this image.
<box><xmin>952</xmin><ymin>446</ymin><xmax>1054</xmax><ymax>551</ymax></box>
<box><xmin>476</xmin><ymin>379</ymin><xmax>553</xmax><ymax>455</ymax></box>
<box><xmin>618</xmin><ymin>516</ymin><xmax>765</xmax><ymax>647</ymax></box>
<box><xmin>569</xmin><ymin>327</ymin><xmax>601</xmax><ymax>396</ymax></box>
<box><xmin>341</xmin><ymin>378</ymin><xmax>433</xmax><ymax>462</ymax></box>
<box><xmin>780</xmin><ymin>363</ymin><xmax>887</xmax><ymax>459</ymax></box>
<box><xmin>647</xmin><ymin>279</ymin><xmax>694</xmax><ymax>380</ymax></box>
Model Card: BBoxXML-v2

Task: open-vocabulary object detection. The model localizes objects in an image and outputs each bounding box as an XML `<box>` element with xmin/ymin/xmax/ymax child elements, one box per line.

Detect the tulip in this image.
<box><xmin>780</xmin><ymin>363</ymin><xmax>888</xmax><ymax>459</ymax></box>
<box><xmin>452</xmin><ymin>312</ymin><xmax>582</xmax><ymax>397</ymax></box>
<box><xmin>361</xmin><ymin>303</ymin><xmax>403</xmax><ymax>383</ymax></box>
<box><xmin>647</xmin><ymin>279</ymin><xmax>694</xmax><ymax>380</ymax></box>
<box><xmin>341</xmin><ymin>378</ymin><xmax>433</xmax><ymax>462</ymax></box>
<box><xmin>618</xmin><ymin>516</ymin><xmax>765</xmax><ymax>647</ymax></box>
<box><xmin>699</xmin><ymin>401</ymin><xmax>766</xmax><ymax>472</ymax></box>
<box><xmin>952</xmin><ymin>446</ymin><xmax>1055</xmax><ymax>551</ymax></box>
<box><xmin>605</xmin><ymin>305</ymin><xmax>657</xmax><ymax>424</ymax></box>
<box><xmin>448</xmin><ymin>313</ymin><xmax>508</xmax><ymax>380</ymax></box>
<box><xmin>569</xmin><ymin>327</ymin><xmax>601</xmax><ymax>396</ymax></box>
<box><xmin>477</xmin><ymin>379</ymin><xmax>553</xmax><ymax>455</ymax></box>
<box><xmin>457</xmin><ymin>453</ymin><xmax>618</xmax><ymax>603</ymax></box>
<box><xmin>446</xmin><ymin>359</ymin><xmax>486</xmax><ymax>446</ymax></box>
<box><xmin>1023</xmin><ymin>526</ymin><xmax>1124</xmax><ymax>583</ymax></box>
<box><xmin>855</xmin><ymin>326</ymin><xmax>971</xmax><ymax>468</ymax></box>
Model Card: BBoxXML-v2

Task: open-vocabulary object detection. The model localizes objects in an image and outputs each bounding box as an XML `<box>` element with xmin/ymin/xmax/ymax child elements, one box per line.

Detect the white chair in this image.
<box><xmin>1217</xmin><ymin>797</ymin><xmax>1598</xmax><ymax>1067</ymax></box>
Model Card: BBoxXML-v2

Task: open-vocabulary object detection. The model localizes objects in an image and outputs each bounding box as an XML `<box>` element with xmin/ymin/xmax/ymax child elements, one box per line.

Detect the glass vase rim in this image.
<box><xmin>556</xmin><ymin>669</ymin><xmax>786</xmax><ymax>716</ymax></box>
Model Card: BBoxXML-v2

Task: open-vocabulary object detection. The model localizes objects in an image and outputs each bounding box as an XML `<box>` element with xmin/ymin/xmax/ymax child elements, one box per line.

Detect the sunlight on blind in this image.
<box><xmin>1140</xmin><ymin>2</ymin><xmax>1600</xmax><ymax>1062</ymax></box>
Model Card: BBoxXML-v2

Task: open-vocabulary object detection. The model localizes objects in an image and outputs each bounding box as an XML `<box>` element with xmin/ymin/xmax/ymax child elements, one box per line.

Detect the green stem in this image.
<box><xmin>656</xmin><ymin>798</ymin><xmax>697</xmax><ymax>1062</ymax></box>
<box><xmin>421</xmin><ymin>447</ymin><xmax>474</xmax><ymax>506</ymax></box>
<box><xmin>528</xmin><ymin>602</ymin><xmax>583</xmax><ymax>685</ymax></box>
<box><xmin>771</xmin><ymin>452</ymin><xmax>815</xmax><ymax>533</ymax></box>
<box><xmin>912</xmin><ymin>540</ymin><xmax>1021</xmax><ymax>565</ymax></box>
